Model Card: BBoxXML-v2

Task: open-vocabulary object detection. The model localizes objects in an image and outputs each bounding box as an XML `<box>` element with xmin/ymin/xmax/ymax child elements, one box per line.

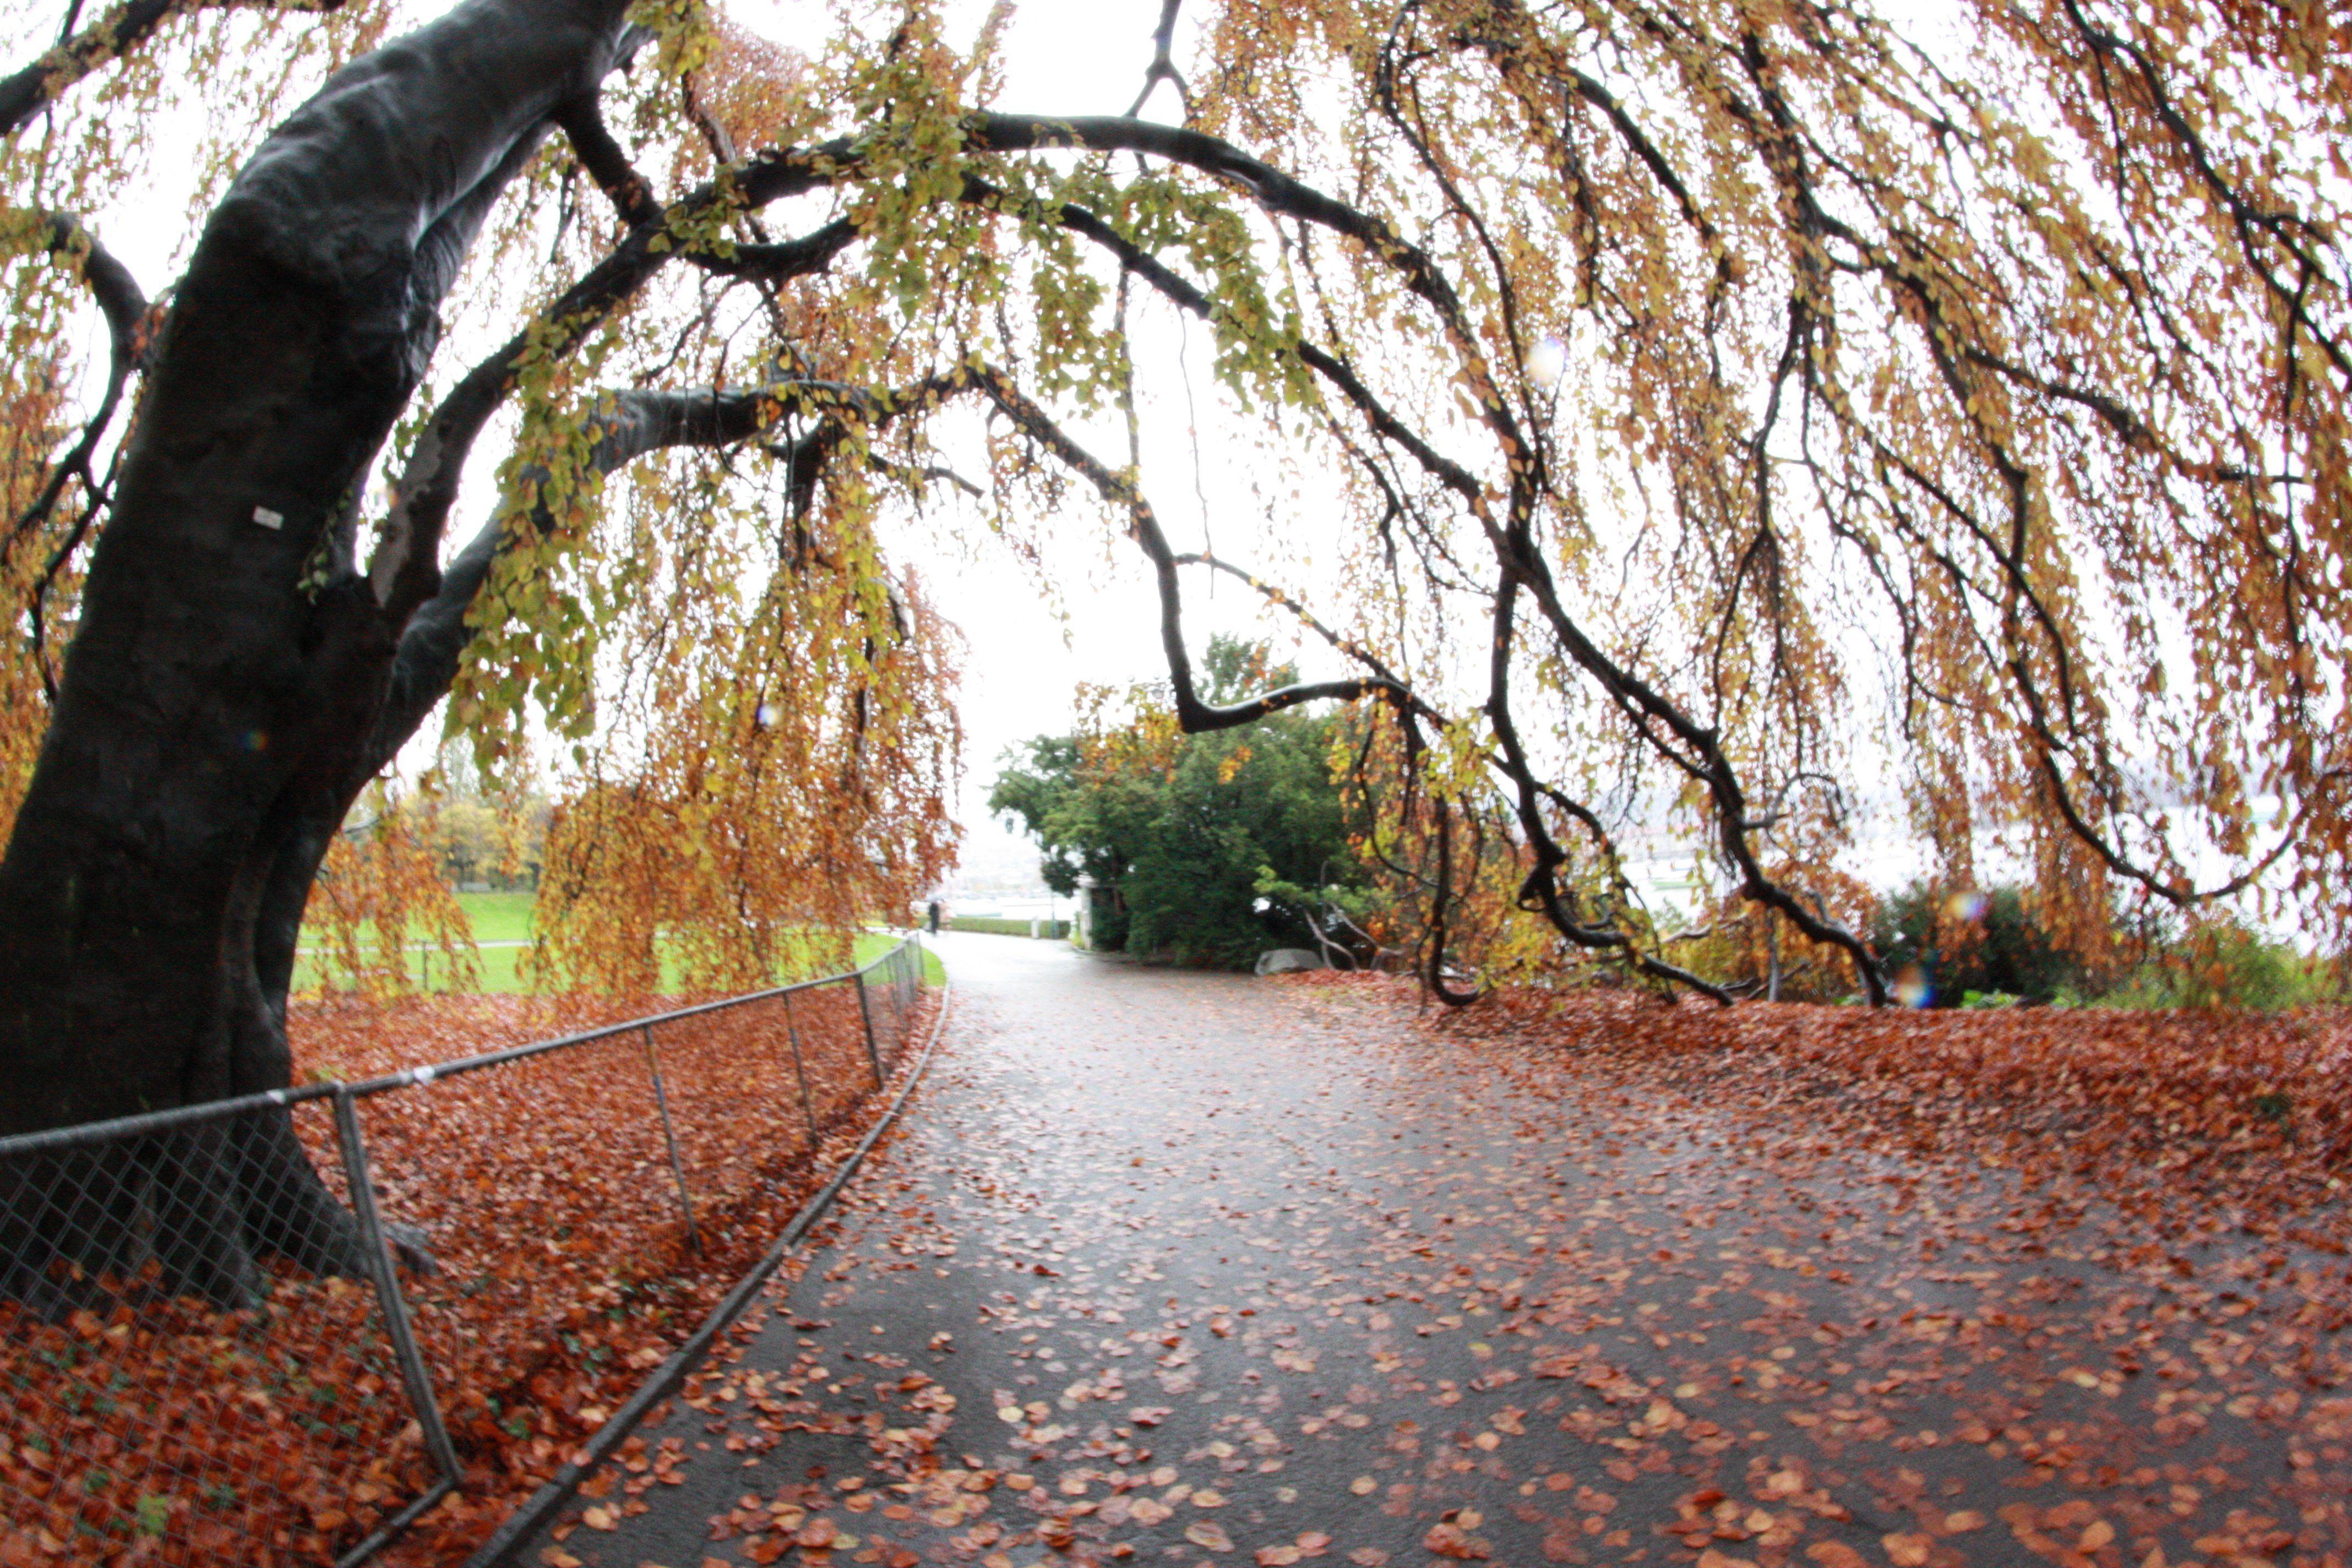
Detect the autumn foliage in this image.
<box><xmin>1374</xmin><ymin>976</ymin><xmax>2352</xmax><ymax>1278</ymax></box>
<box><xmin>8</xmin><ymin>0</ymin><xmax>2350</xmax><ymax>1016</ymax></box>
<box><xmin>0</xmin><ymin>981</ymin><xmax>935</xmax><ymax>1567</ymax></box>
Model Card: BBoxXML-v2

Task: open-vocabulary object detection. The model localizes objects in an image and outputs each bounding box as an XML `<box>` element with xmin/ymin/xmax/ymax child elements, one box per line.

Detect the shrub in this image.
<box><xmin>1869</xmin><ymin>882</ymin><xmax>2087</xmax><ymax>1006</ymax></box>
<box><xmin>2104</xmin><ymin>919</ymin><xmax>2344</xmax><ymax>1011</ymax></box>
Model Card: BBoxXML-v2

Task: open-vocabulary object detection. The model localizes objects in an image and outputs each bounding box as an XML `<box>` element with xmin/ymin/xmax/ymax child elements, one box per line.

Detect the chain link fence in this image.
<box><xmin>0</xmin><ymin>935</ymin><xmax>929</xmax><ymax>1567</ymax></box>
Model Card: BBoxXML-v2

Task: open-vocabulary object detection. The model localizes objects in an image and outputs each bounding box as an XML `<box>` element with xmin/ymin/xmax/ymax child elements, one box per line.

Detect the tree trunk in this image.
<box><xmin>0</xmin><ymin>0</ymin><xmax>632</xmax><ymax>1305</ymax></box>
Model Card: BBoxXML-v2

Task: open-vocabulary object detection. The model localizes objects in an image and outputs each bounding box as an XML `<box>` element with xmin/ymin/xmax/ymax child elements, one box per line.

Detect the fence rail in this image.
<box><xmin>0</xmin><ymin>935</ymin><xmax>929</xmax><ymax>1568</ymax></box>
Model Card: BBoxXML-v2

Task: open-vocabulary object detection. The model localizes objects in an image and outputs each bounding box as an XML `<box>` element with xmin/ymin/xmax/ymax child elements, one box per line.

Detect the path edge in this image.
<box><xmin>462</xmin><ymin>972</ymin><xmax>956</xmax><ymax>1568</ymax></box>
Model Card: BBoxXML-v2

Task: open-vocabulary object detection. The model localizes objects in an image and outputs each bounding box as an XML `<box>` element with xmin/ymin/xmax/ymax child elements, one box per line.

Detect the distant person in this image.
<box><xmin>926</xmin><ymin>899</ymin><xmax>941</xmax><ymax>935</ymax></box>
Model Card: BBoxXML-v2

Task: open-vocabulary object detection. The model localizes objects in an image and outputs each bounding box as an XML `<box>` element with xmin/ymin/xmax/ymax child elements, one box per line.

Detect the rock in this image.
<box><xmin>1254</xmin><ymin>948</ymin><xmax>1324</xmax><ymax>977</ymax></box>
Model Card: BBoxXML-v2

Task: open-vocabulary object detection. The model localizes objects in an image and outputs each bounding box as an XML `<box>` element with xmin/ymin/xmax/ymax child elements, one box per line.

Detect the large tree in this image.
<box><xmin>2</xmin><ymin>0</ymin><xmax>2346</xmax><ymax>1293</ymax></box>
<box><xmin>992</xmin><ymin>636</ymin><xmax>1371</xmax><ymax>967</ymax></box>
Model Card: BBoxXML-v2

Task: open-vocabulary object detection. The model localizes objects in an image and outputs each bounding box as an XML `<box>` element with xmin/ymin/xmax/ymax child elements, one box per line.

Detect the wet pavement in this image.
<box><xmin>522</xmin><ymin>934</ymin><xmax>2351</xmax><ymax>1568</ymax></box>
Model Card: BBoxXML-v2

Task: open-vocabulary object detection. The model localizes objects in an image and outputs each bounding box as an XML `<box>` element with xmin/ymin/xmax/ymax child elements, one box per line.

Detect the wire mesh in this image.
<box><xmin>648</xmin><ymin>992</ymin><xmax>816</xmax><ymax>1237</ymax></box>
<box><xmin>344</xmin><ymin>1026</ymin><xmax>679</xmax><ymax>1477</ymax></box>
<box><xmin>0</xmin><ymin>937</ymin><xmax>929</xmax><ymax>1567</ymax></box>
<box><xmin>0</xmin><ymin>1098</ymin><xmax>444</xmax><ymax>1566</ymax></box>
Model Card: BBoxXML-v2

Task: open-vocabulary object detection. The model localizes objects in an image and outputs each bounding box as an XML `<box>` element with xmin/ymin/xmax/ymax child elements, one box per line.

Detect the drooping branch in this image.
<box><xmin>0</xmin><ymin>0</ymin><xmax>348</xmax><ymax>139</ymax></box>
<box><xmin>1168</xmin><ymin>551</ymin><xmax>1439</xmax><ymax>725</ymax></box>
<box><xmin>367</xmin><ymin>208</ymin><xmax>859</xmax><ymax>627</ymax></box>
<box><xmin>2</xmin><ymin>210</ymin><xmax>151</xmax><ymax>568</ymax></box>
<box><xmin>953</xmin><ymin>151</ymin><xmax>1875</xmax><ymax>999</ymax></box>
<box><xmin>371</xmin><ymin>367</ymin><xmax>992</xmax><ymax>785</ymax></box>
<box><xmin>963</xmin><ymin>363</ymin><xmax>1408</xmax><ymax>731</ymax></box>
<box><xmin>1490</xmin><ymin>583</ymin><xmax>1736</xmax><ymax>1003</ymax></box>
<box><xmin>3</xmin><ymin>210</ymin><xmax>158</xmax><ymax>699</ymax></box>
<box><xmin>372</xmin><ymin>384</ymin><xmax>803</xmax><ymax>769</ymax></box>
<box><xmin>1008</xmin><ymin>183</ymin><xmax>1488</xmax><ymax>502</ymax></box>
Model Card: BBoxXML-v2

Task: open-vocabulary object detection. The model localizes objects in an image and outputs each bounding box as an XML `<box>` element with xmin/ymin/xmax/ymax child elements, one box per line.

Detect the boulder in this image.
<box><xmin>1254</xmin><ymin>947</ymin><xmax>1324</xmax><ymax>977</ymax></box>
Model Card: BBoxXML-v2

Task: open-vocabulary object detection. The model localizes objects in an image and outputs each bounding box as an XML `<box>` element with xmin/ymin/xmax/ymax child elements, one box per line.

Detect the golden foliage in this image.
<box><xmin>5</xmin><ymin>0</ymin><xmax>2348</xmax><ymax>1003</ymax></box>
<box><xmin>306</xmin><ymin>781</ymin><xmax>482</xmax><ymax>999</ymax></box>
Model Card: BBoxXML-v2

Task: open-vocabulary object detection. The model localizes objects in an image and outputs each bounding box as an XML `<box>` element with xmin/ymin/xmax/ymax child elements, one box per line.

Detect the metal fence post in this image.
<box><xmin>873</xmin><ymin>954</ymin><xmax>899</xmax><ymax>1068</ymax></box>
<box><xmin>641</xmin><ymin>1025</ymin><xmax>703</xmax><ymax>1254</ymax></box>
<box><xmin>853</xmin><ymin>971</ymin><xmax>884</xmax><ymax>1086</ymax></box>
<box><xmin>897</xmin><ymin>943</ymin><xmax>916</xmax><ymax>1060</ymax></box>
<box><xmin>781</xmin><ymin>991</ymin><xmax>819</xmax><ymax>1142</ymax></box>
<box><xmin>331</xmin><ymin>1090</ymin><xmax>462</xmax><ymax>1485</ymax></box>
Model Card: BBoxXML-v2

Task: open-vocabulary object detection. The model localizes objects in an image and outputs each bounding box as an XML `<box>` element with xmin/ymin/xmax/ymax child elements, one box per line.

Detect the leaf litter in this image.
<box><xmin>487</xmin><ymin>964</ymin><xmax>2348</xmax><ymax>1568</ymax></box>
<box><xmin>0</xmin><ymin>988</ymin><xmax>935</xmax><ymax>1567</ymax></box>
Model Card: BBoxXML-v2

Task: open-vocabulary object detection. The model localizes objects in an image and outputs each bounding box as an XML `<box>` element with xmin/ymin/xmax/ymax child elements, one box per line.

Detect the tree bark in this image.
<box><xmin>0</xmin><ymin>0</ymin><xmax>634</xmax><ymax>1304</ymax></box>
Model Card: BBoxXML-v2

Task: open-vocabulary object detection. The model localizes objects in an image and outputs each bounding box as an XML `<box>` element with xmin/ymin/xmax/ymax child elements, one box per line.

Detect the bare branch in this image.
<box><xmin>1122</xmin><ymin>0</ymin><xmax>1191</xmax><ymax>120</ymax></box>
<box><xmin>965</xmin><ymin>363</ymin><xmax>1408</xmax><ymax>729</ymax></box>
<box><xmin>3</xmin><ymin>210</ymin><xmax>153</xmax><ymax>578</ymax></box>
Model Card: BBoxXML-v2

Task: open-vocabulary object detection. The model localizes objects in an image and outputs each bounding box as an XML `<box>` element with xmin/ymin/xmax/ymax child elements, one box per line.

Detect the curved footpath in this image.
<box><xmin>519</xmin><ymin>933</ymin><xmax>2349</xmax><ymax>1568</ymax></box>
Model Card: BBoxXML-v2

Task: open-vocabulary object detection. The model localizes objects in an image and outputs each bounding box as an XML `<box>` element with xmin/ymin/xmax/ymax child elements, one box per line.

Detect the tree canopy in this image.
<box><xmin>990</xmin><ymin>636</ymin><xmax>1370</xmax><ymax>967</ymax></box>
<box><xmin>2</xmin><ymin>0</ymin><xmax>2348</xmax><ymax>1104</ymax></box>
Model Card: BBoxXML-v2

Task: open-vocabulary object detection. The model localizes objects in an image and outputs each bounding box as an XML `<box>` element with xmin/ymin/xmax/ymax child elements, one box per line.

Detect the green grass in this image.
<box><xmin>855</xmin><ymin>931</ymin><xmax>947</xmax><ymax>988</ymax></box>
<box><xmin>456</xmin><ymin>891</ymin><xmax>536</xmax><ymax>943</ymax></box>
<box><xmin>296</xmin><ymin>892</ymin><xmax>943</xmax><ymax>996</ymax></box>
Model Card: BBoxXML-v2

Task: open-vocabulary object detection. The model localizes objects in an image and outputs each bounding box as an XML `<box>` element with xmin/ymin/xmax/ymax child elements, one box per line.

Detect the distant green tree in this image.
<box><xmin>989</xmin><ymin>638</ymin><xmax>1367</xmax><ymax>968</ymax></box>
<box><xmin>425</xmin><ymin>738</ymin><xmax>550</xmax><ymax>892</ymax></box>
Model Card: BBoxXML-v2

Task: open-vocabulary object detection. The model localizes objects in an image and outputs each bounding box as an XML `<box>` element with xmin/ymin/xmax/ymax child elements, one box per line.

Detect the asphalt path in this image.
<box><xmin>522</xmin><ymin>933</ymin><xmax>2349</xmax><ymax>1568</ymax></box>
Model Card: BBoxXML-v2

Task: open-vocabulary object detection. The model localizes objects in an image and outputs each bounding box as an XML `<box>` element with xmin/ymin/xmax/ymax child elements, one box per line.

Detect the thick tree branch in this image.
<box><xmin>367</xmin><ymin>211</ymin><xmax>858</xmax><ymax>625</ymax></box>
<box><xmin>553</xmin><ymin>93</ymin><xmax>662</xmax><ymax>230</ymax></box>
<box><xmin>371</xmin><ymin>383</ymin><xmax>801</xmax><ymax>772</ymax></box>
<box><xmin>372</xmin><ymin>366</ymin><xmax>986</xmax><ymax>785</ymax></box>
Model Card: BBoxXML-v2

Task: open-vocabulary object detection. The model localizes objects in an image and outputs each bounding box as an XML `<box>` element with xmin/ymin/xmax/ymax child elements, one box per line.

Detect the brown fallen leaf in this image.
<box><xmin>1423</xmin><ymin>1523</ymin><xmax>1490</xmax><ymax>1560</ymax></box>
<box><xmin>1881</xmin><ymin>1536</ymin><xmax>1932</xmax><ymax>1568</ymax></box>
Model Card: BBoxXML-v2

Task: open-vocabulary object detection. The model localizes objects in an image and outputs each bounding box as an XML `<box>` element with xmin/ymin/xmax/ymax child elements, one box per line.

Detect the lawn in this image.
<box><xmin>294</xmin><ymin>892</ymin><xmax>944</xmax><ymax>994</ymax></box>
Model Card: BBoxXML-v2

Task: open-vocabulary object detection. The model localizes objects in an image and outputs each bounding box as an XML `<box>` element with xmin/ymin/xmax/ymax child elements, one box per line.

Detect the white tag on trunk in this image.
<box><xmin>252</xmin><ymin>506</ymin><xmax>284</xmax><ymax>530</ymax></box>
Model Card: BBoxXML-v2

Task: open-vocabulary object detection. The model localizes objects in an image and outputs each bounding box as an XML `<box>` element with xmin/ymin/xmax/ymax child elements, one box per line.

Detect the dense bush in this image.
<box><xmin>1866</xmin><ymin>883</ymin><xmax>2343</xmax><ymax>1011</ymax></box>
<box><xmin>948</xmin><ymin>916</ymin><xmax>1071</xmax><ymax>939</ymax></box>
<box><xmin>1869</xmin><ymin>882</ymin><xmax>2088</xmax><ymax>1005</ymax></box>
<box><xmin>2104</xmin><ymin>920</ymin><xmax>2345</xmax><ymax>1011</ymax></box>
